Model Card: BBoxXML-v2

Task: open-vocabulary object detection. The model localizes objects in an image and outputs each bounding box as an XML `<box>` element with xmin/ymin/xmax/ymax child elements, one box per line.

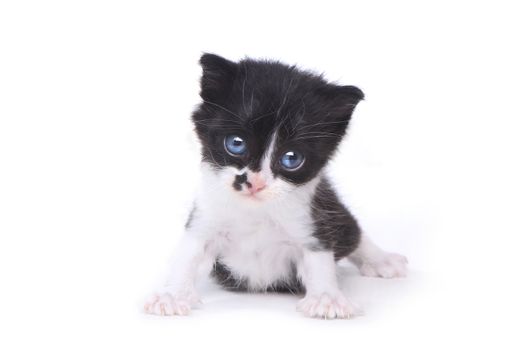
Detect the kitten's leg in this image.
<box><xmin>144</xmin><ymin>233</ymin><xmax>213</xmax><ymax>316</ymax></box>
<box><xmin>348</xmin><ymin>235</ymin><xmax>408</xmax><ymax>278</ymax></box>
<box><xmin>296</xmin><ymin>249</ymin><xmax>360</xmax><ymax>319</ymax></box>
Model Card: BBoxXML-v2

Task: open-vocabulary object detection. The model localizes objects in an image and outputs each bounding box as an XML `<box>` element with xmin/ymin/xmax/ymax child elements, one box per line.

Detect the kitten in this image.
<box><xmin>144</xmin><ymin>54</ymin><xmax>408</xmax><ymax>319</ymax></box>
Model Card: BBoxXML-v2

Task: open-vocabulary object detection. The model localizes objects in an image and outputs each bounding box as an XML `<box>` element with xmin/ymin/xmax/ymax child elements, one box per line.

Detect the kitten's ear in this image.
<box><xmin>320</xmin><ymin>84</ymin><xmax>364</xmax><ymax>123</ymax></box>
<box><xmin>324</xmin><ymin>85</ymin><xmax>364</xmax><ymax>110</ymax></box>
<box><xmin>333</xmin><ymin>85</ymin><xmax>364</xmax><ymax>103</ymax></box>
<box><xmin>199</xmin><ymin>53</ymin><xmax>238</xmax><ymax>103</ymax></box>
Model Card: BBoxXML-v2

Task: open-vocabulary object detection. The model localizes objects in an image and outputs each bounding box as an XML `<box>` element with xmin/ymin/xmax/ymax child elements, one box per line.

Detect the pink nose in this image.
<box><xmin>247</xmin><ymin>175</ymin><xmax>266</xmax><ymax>194</ymax></box>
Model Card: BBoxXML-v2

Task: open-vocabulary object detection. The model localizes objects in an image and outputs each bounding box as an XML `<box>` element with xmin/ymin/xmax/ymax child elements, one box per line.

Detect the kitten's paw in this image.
<box><xmin>143</xmin><ymin>289</ymin><xmax>201</xmax><ymax>316</ymax></box>
<box><xmin>359</xmin><ymin>252</ymin><xmax>408</xmax><ymax>278</ymax></box>
<box><xmin>297</xmin><ymin>292</ymin><xmax>361</xmax><ymax>319</ymax></box>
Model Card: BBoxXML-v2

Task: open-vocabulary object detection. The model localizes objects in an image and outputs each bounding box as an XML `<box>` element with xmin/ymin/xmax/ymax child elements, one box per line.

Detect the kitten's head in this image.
<box><xmin>192</xmin><ymin>53</ymin><xmax>363</xmax><ymax>201</ymax></box>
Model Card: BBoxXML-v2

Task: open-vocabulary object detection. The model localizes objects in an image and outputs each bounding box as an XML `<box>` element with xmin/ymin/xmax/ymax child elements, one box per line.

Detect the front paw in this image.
<box><xmin>144</xmin><ymin>289</ymin><xmax>201</xmax><ymax>316</ymax></box>
<box><xmin>359</xmin><ymin>252</ymin><xmax>408</xmax><ymax>278</ymax></box>
<box><xmin>297</xmin><ymin>292</ymin><xmax>361</xmax><ymax>319</ymax></box>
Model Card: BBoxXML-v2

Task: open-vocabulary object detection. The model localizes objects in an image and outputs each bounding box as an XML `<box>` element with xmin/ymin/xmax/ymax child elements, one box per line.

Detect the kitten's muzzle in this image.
<box><xmin>233</xmin><ymin>172</ymin><xmax>267</xmax><ymax>196</ymax></box>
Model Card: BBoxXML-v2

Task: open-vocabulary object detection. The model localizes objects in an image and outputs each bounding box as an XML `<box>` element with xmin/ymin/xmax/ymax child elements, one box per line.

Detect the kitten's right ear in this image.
<box><xmin>199</xmin><ymin>53</ymin><xmax>238</xmax><ymax>103</ymax></box>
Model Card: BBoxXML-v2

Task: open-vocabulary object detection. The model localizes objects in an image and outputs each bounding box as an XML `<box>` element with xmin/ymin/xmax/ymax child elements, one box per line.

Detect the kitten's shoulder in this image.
<box><xmin>310</xmin><ymin>175</ymin><xmax>361</xmax><ymax>259</ymax></box>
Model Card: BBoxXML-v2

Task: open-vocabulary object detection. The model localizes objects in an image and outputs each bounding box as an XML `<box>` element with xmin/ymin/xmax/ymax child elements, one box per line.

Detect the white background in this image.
<box><xmin>1</xmin><ymin>0</ymin><xmax>524</xmax><ymax>349</ymax></box>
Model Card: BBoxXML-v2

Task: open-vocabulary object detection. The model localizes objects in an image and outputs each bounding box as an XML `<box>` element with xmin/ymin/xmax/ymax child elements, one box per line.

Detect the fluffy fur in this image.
<box><xmin>144</xmin><ymin>54</ymin><xmax>407</xmax><ymax>319</ymax></box>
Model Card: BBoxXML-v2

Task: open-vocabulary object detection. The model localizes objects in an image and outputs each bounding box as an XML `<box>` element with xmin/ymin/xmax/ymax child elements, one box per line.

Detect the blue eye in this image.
<box><xmin>224</xmin><ymin>135</ymin><xmax>247</xmax><ymax>156</ymax></box>
<box><xmin>280</xmin><ymin>151</ymin><xmax>305</xmax><ymax>170</ymax></box>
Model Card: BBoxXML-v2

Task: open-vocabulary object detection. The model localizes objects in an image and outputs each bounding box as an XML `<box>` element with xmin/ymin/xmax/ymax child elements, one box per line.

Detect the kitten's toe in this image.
<box><xmin>144</xmin><ymin>290</ymin><xmax>200</xmax><ymax>316</ymax></box>
<box><xmin>297</xmin><ymin>292</ymin><xmax>361</xmax><ymax>319</ymax></box>
<box><xmin>359</xmin><ymin>252</ymin><xmax>408</xmax><ymax>278</ymax></box>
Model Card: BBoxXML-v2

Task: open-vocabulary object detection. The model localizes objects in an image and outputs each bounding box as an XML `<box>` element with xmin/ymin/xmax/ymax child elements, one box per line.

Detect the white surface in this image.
<box><xmin>0</xmin><ymin>0</ymin><xmax>524</xmax><ymax>349</ymax></box>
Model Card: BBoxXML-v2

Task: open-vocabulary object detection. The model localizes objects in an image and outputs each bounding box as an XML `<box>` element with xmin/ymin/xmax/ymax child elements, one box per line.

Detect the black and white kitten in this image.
<box><xmin>144</xmin><ymin>54</ymin><xmax>408</xmax><ymax>319</ymax></box>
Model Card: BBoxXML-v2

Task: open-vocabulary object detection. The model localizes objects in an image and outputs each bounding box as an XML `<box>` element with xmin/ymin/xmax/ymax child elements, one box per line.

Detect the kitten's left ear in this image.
<box><xmin>199</xmin><ymin>53</ymin><xmax>238</xmax><ymax>103</ymax></box>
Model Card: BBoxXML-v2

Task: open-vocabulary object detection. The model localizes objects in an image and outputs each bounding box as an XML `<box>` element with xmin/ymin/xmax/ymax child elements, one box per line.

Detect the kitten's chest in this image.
<box><xmin>211</xmin><ymin>201</ymin><xmax>311</xmax><ymax>246</ymax></box>
<box><xmin>210</xmin><ymin>207</ymin><xmax>307</xmax><ymax>290</ymax></box>
<box><xmin>217</xmin><ymin>210</ymin><xmax>296</xmax><ymax>250</ymax></box>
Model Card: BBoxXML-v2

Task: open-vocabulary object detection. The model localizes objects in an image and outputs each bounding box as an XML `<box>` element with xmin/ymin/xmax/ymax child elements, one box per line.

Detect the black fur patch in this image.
<box><xmin>310</xmin><ymin>177</ymin><xmax>361</xmax><ymax>260</ymax></box>
<box><xmin>232</xmin><ymin>172</ymin><xmax>248</xmax><ymax>191</ymax></box>
<box><xmin>211</xmin><ymin>260</ymin><xmax>305</xmax><ymax>294</ymax></box>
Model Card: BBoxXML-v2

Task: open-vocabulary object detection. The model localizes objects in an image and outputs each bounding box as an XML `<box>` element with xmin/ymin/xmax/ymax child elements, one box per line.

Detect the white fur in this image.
<box><xmin>145</xmin><ymin>153</ymin><xmax>407</xmax><ymax>318</ymax></box>
<box><xmin>348</xmin><ymin>235</ymin><xmax>408</xmax><ymax>278</ymax></box>
<box><xmin>297</xmin><ymin>292</ymin><xmax>361</xmax><ymax>319</ymax></box>
<box><xmin>145</xmin><ymin>157</ymin><xmax>324</xmax><ymax>315</ymax></box>
<box><xmin>196</xmin><ymin>161</ymin><xmax>321</xmax><ymax>291</ymax></box>
<box><xmin>296</xmin><ymin>250</ymin><xmax>361</xmax><ymax>318</ymax></box>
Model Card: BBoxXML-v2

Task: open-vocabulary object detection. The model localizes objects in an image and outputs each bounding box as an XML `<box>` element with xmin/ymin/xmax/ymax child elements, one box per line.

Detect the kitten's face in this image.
<box><xmin>192</xmin><ymin>54</ymin><xmax>363</xmax><ymax>201</ymax></box>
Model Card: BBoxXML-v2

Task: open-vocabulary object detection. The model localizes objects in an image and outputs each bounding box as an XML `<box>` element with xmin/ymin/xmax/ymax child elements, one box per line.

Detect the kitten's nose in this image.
<box><xmin>247</xmin><ymin>174</ymin><xmax>266</xmax><ymax>194</ymax></box>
